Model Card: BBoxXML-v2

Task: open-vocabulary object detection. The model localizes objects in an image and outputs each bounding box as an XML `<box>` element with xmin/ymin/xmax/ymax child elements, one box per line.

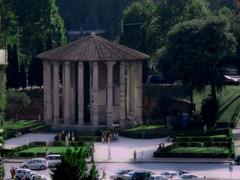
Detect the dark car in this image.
<box><xmin>235</xmin><ymin>155</ymin><xmax>240</xmax><ymax>164</ymax></box>
<box><xmin>132</xmin><ymin>171</ymin><xmax>154</xmax><ymax>180</ymax></box>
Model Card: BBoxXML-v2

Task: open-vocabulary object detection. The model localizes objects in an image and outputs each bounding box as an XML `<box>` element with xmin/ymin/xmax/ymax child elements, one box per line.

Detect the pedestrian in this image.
<box><xmin>108</xmin><ymin>146</ymin><xmax>111</xmax><ymax>161</ymax></box>
<box><xmin>102</xmin><ymin>170</ymin><xmax>107</xmax><ymax>179</ymax></box>
<box><xmin>10</xmin><ymin>167</ymin><xmax>15</xmax><ymax>179</ymax></box>
<box><xmin>45</xmin><ymin>148</ymin><xmax>49</xmax><ymax>156</ymax></box>
<box><xmin>133</xmin><ymin>150</ymin><xmax>137</xmax><ymax>161</ymax></box>
<box><xmin>141</xmin><ymin>151</ymin><xmax>144</xmax><ymax>161</ymax></box>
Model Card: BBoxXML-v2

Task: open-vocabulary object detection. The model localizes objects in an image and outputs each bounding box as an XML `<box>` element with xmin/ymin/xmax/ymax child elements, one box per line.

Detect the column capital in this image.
<box><xmin>43</xmin><ymin>60</ymin><xmax>50</xmax><ymax>65</ymax></box>
<box><xmin>78</xmin><ymin>61</ymin><xmax>84</xmax><ymax>68</ymax></box>
<box><xmin>106</xmin><ymin>61</ymin><xmax>116</xmax><ymax>67</ymax></box>
<box><xmin>53</xmin><ymin>61</ymin><xmax>60</xmax><ymax>65</ymax></box>
<box><xmin>64</xmin><ymin>61</ymin><xmax>71</xmax><ymax>66</ymax></box>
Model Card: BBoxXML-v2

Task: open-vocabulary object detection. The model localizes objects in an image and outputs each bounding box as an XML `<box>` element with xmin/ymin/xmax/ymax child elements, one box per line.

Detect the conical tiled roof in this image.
<box><xmin>37</xmin><ymin>34</ymin><xmax>149</xmax><ymax>61</ymax></box>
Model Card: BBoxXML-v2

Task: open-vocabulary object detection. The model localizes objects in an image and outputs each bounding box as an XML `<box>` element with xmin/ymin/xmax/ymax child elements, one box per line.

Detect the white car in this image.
<box><xmin>20</xmin><ymin>158</ymin><xmax>48</xmax><ymax>170</ymax></box>
<box><xmin>45</xmin><ymin>154</ymin><xmax>61</xmax><ymax>167</ymax></box>
<box><xmin>160</xmin><ymin>171</ymin><xmax>178</xmax><ymax>178</ymax></box>
<box><xmin>149</xmin><ymin>175</ymin><xmax>168</xmax><ymax>180</ymax></box>
<box><xmin>31</xmin><ymin>174</ymin><xmax>50</xmax><ymax>180</ymax></box>
<box><xmin>121</xmin><ymin>171</ymin><xmax>135</xmax><ymax>180</ymax></box>
<box><xmin>110</xmin><ymin>170</ymin><xmax>134</xmax><ymax>180</ymax></box>
<box><xmin>172</xmin><ymin>174</ymin><xmax>202</xmax><ymax>180</ymax></box>
<box><xmin>15</xmin><ymin>168</ymin><xmax>37</xmax><ymax>180</ymax></box>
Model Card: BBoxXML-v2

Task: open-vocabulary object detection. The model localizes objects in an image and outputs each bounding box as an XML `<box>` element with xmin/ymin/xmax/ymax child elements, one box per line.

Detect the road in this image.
<box><xmin>4</xmin><ymin>162</ymin><xmax>240</xmax><ymax>180</ymax></box>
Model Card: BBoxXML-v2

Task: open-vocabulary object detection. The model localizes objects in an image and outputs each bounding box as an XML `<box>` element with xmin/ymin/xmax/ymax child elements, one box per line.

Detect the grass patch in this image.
<box><xmin>193</xmin><ymin>85</ymin><xmax>240</xmax><ymax>124</ymax></box>
<box><xmin>169</xmin><ymin>147</ymin><xmax>229</xmax><ymax>154</ymax></box>
<box><xmin>125</xmin><ymin>125</ymin><xmax>165</xmax><ymax>132</ymax></box>
<box><xmin>18</xmin><ymin>146</ymin><xmax>73</xmax><ymax>154</ymax></box>
<box><xmin>4</xmin><ymin>120</ymin><xmax>41</xmax><ymax>130</ymax></box>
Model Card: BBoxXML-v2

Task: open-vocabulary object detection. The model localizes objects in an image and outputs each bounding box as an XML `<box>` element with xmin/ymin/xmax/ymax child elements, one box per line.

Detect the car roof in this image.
<box><xmin>17</xmin><ymin>168</ymin><xmax>32</xmax><ymax>171</ymax></box>
<box><xmin>46</xmin><ymin>154</ymin><xmax>61</xmax><ymax>156</ymax></box>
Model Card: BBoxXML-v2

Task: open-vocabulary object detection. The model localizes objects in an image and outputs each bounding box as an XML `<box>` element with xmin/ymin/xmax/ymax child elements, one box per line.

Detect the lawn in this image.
<box><xmin>125</xmin><ymin>125</ymin><xmax>165</xmax><ymax>132</ymax></box>
<box><xmin>18</xmin><ymin>146</ymin><xmax>74</xmax><ymax>154</ymax></box>
<box><xmin>169</xmin><ymin>147</ymin><xmax>229</xmax><ymax>154</ymax></box>
<box><xmin>193</xmin><ymin>85</ymin><xmax>240</xmax><ymax>124</ymax></box>
<box><xmin>4</xmin><ymin>120</ymin><xmax>43</xmax><ymax>130</ymax></box>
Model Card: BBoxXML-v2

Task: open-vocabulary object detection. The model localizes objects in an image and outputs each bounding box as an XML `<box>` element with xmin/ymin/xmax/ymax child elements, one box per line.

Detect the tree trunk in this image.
<box><xmin>211</xmin><ymin>82</ymin><xmax>217</xmax><ymax>101</ymax></box>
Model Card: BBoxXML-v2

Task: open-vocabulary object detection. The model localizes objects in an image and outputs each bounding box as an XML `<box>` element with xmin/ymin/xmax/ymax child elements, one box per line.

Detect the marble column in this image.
<box><xmin>119</xmin><ymin>62</ymin><xmax>126</xmax><ymax>126</ymax></box>
<box><xmin>106</xmin><ymin>62</ymin><xmax>115</xmax><ymax>126</ymax></box>
<box><xmin>70</xmin><ymin>64</ymin><xmax>77</xmax><ymax>124</ymax></box>
<box><xmin>129</xmin><ymin>62</ymin><xmax>136</xmax><ymax>118</ymax></box>
<box><xmin>78</xmin><ymin>62</ymin><xmax>84</xmax><ymax>126</ymax></box>
<box><xmin>43</xmin><ymin>60</ymin><xmax>52</xmax><ymax>123</ymax></box>
<box><xmin>53</xmin><ymin>61</ymin><xmax>60</xmax><ymax>124</ymax></box>
<box><xmin>63</xmin><ymin>61</ymin><xmax>71</xmax><ymax>126</ymax></box>
<box><xmin>136</xmin><ymin>62</ymin><xmax>143</xmax><ymax>124</ymax></box>
<box><xmin>92</xmin><ymin>62</ymin><xmax>99</xmax><ymax>126</ymax></box>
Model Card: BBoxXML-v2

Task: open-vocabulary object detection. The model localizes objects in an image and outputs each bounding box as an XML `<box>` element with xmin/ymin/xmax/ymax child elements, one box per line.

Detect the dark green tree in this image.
<box><xmin>158</xmin><ymin>17</ymin><xmax>236</xmax><ymax>102</ymax></box>
<box><xmin>51</xmin><ymin>147</ymin><xmax>92</xmax><ymax>180</ymax></box>
<box><xmin>201</xmin><ymin>97</ymin><xmax>219</xmax><ymax>127</ymax></box>
<box><xmin>6</xmin><ymin>44</ymin><xmax>20</xmax><ymax>89</ymax></box>
<box><xmin>88</xmin><ymin>163</ymin><xmax>98</xmax><ymax>180</ymax></box>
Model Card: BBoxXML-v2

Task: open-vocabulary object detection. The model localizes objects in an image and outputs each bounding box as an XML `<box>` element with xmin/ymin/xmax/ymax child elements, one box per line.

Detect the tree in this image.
<box><xmin>149</xmin><ymin>0</ymin><xmax>211</xmax><ymax>53</ymax></box>
<box><xmin>158</xmin><ymin>17</ymin><xmax>236</xmax><ymax>103</ymax></box>
<box><xmin>6</xmin><ymin>44</ymin><xmax>20</xmax><ymax>89</ymax></box>
<box><xmin>51</xmin><ymin>147</ymin><xmax>97</xmax><ymax>180</ymax></box>
<box><xmin>88</xmin><ymin>163</ymin><xmax>98</xmax><ymax>180</ymax></box>
<box><xmin>5</xmin><ymin>90</ymin><xmax>31</xmax><ymax>119</ymax></box>
<box><xmin>201</xmin><ymin>97</ymin><xmax>219</xmax><ymax>127</ymax></box>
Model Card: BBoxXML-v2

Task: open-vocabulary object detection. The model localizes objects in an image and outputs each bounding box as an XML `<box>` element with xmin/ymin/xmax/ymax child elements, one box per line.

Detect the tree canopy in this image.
<box><xmin>158</xmin><ymin>16</ymin><xmax>236</xmax><ymax>100</ymax></box>
<box><xmin>0</xmin><ymin>0</ymin><xmax>66</xmax><ymax>88</ymax></box>
<box><xmin>51</xmin><ymin>147</ymin><xmax>98</xmax><ymax>180</ymax></box>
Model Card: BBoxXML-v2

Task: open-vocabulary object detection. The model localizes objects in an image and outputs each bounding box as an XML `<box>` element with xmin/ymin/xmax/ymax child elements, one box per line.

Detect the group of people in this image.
<box><xmin>56</xmin><ymin>131</ymin><xmax>75</xmax><ymax>142</ymax></box>
<box><xmin>101</xmin><ymin>131</ymin><xmax>118</xmax><ymax>143</ymax></box>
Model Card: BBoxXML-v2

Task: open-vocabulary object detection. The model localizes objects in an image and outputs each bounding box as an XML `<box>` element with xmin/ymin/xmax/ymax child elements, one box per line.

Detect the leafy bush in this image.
<box><xmin>51</xmin><ymin>141</ymin><xmax>66</xmax><ymax>147</ymax></box>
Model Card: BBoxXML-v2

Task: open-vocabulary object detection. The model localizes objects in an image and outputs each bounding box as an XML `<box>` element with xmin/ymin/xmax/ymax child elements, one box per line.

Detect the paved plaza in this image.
<box><xmin>4</xmin><ymin>133</ymin><xmax>55</xmax><ymax>149</ymax></box>
<box><xmin>3</xmin><ymin>133</ymin><xmax>240</xmax><ymax>179</ymax></box>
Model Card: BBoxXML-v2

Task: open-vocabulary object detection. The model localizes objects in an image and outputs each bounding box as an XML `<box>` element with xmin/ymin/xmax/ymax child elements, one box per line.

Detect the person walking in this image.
<box><xmin>10</xmin><ymin>167</ymin><xmax>16</xmax><ymax>179</ymax></box>
<box><xmin>133</xmin><ymin>150</ymin><xmax>137</xmax><ymax>161</ymax></box>
<box><xmin>108</xmin><ymin>146</ymin><xmax>111</xmax><ymax>161</ymax></box>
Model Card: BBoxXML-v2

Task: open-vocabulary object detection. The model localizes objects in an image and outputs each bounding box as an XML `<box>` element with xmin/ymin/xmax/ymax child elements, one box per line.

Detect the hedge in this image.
<box><xmin>174</xmin><ymin>136</ymin><xmax>230</xmax><ymax>142</ymax></box>
<box><xmin>153</xmin><ymin>151</ymin><xmax>230</xmax><ymax>158</ymax></box>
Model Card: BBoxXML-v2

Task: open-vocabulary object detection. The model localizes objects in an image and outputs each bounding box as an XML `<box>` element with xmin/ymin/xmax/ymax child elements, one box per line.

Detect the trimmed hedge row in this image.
<box><xmin>174</xmin><ymin>136</ymin><xmax>230</xmax><ymax>142</ymax></box>
<box><xmin>175</xmin><ymin>141</ymin><xmax>231</xmax><ymax>147</ymax></box>
<box><xmin>119</xmin><ymin>131</ymin><xmax>168</xmax><ymax>139</ymax></box>
<box><xmin>175</xmin><ymin>128</ymin><xmax>231</xmax><ymax>137</ymax></box>
<box><xmin>153</xmin><ymin>151</ymin><xmax>230</xmax><ymax>158</ymax></box>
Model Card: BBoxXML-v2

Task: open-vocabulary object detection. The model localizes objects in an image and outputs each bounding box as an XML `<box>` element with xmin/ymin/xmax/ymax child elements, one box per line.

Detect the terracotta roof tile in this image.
<box><xmin>37</xmin><ymin>34</ymin><xmax>149</xmax><ymax>61</ymax></box>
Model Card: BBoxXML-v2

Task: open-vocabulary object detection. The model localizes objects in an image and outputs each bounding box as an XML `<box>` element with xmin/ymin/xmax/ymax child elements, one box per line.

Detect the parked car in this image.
<box><xmin>149</xmin><ymin>175</ymin><xmax>168</xmax><ymax>180</ymax></box>
<box><xmin>15</xmin><ymin>168</ymin><xmax>37</xmax><ymax>180</ymax></box>
<box><xmin>20</xmin><ymin>158</ymin><xmax>48</xmax><ymax>170</ymax></box>
<box><xmin>172</xmin><ymin>174</ymin><xmax>202</xmax><ymax>180</ymax></box>
<box><xmin>235</xmin><ymin>155</ymin><xmax>240</xmax><ymax>165</ymax></box>
<box><xmin>160</xmin><ymin>171</ymin><xmax>178</xmax><ymax>178</ymax></box>
<box><xmin>122</xmin><ymin>171</ymin><xmax>135</xmax><ymax>180</ymax></box>
<box><xmin>110</xmin><ymin>170</ymin><xmax>134</xmax><ymax>179</ymax></box>
<box><xmin>31</xmin><ymin>174</ymin><xmax>50</xmax><ymax>180</ymax></box>
<box><xmin>45</xmin><ymin>154</ymin><xmax>61</xmax><ymax>167</ymax></box>
<box><xmin>132</xmin><ymin>171</ymin><xmax>155</xmax><ymax>180</ymax></box>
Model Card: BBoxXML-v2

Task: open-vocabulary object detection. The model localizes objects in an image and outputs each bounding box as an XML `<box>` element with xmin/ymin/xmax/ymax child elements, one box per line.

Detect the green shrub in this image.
<box><xmin>51</xmin><ymin>141</ymin><xmax>66</xmax><ymax>147</ymax></box>
<box><xmin>17</xmin><ymin>152</ymin><xmax>35</xmax><ymax>157</ymax></box>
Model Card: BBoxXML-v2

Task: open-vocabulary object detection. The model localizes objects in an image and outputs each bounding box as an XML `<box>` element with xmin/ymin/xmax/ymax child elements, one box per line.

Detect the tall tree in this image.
<box><xmin>51</xmin><ymin>147</ymin><xmax>94</xmax><ymax>180</ymax></box>
<box><xmin>158</xmin><ymin>17</ymin><xmax>236</xmax><ymax>102</ymax></box>
<box><xmin>6</xmin><ymin>44</ymin><xmax>20</xmax><ymax>89</ymax></box>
